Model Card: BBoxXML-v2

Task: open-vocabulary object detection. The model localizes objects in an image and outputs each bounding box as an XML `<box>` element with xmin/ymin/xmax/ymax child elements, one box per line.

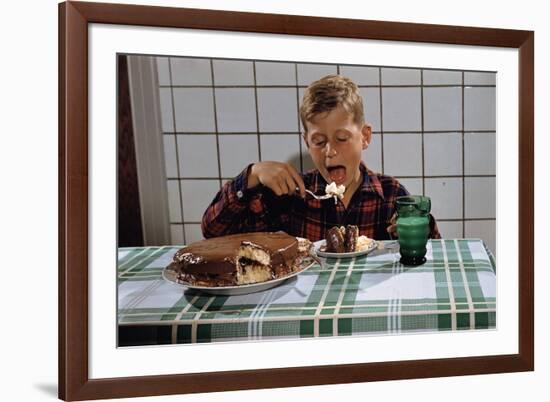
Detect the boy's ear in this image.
<box><xmin>361</xmin><ymin>124</ymin><xmax>372</xmax><ymax>150</ymax></box>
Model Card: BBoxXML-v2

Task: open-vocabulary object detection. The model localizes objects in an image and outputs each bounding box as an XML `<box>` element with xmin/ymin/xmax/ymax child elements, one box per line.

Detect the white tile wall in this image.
<box><xmin>166</xmin><ymin>180</ymin><xmax>182</xmax><ymax>222</ymax></box>
<box><xmin>156</xmin><ymin>57</ymin><xmax>171</xmax><ymax>86</ymax></box>
<box><xmin>424</xmin><ymin>178</ymin><xmax>463</xmax><ymax>219</ymax></box>
<box><xmin>214</xmin><ymin>88</ymin><xmax>257</xmax><ymax>132</ymax></box>
<box><xmin>212</xmin><ymin>60</ymin><xmax>254</xmax><ymax>85</ymax></box>
<box><xmin>423</xmin><ymin>87</ymin><xmax>462</xmax><ymax>131</ymax></box>
<box><xmin>158</xmin><ymin>88</ymin><xmax>174</xmax><ymax>132</ymax></box>
<box><xmin>397</xmin><ymin>178</ymin><xmax>423</xmax><ymax>196</ymax></box>
<box><xmin>465</xmin><ymin>177</ymin><xmax>496</xmax><ymax>219</ymax></box>
<box><xmin>173</xmin><ymin>88</ymin><xmax>215</xmax><ymax>132</ymax></box>
<box><xmin>177</xmin><ymin>135</ymin><xmax>219</xmax><ymax>177</ymax></box>
<box><xmin>464</xmin><ymin>132</ymin><xmax>496</xmax><ymax>175</ymax></box>
<box><xmin>180</xmin><ymin>180</ymin><xmax>221</xmax><ymax>221</ymax></box>
<box><xmin>255</xmin><ymin>62</ymin><xmax>296</xmax><ymax>85</ymax></box>
<box><xmin>360</xmin><ymin>87</ymin><xmax>381</xmax><ymax>132</ymax></box>
<box><xmin>339</xmin><ymin>66</ymin><xmax>379</xmax><ymax>85</ymax></box>
<box><xmin>464</xmin><ymin>87</ymin><xmax>496</xmax><ymax>131</ymax></box>
<box><xmin>382</xmin><ymin>88</ymin><xmax>422</xmax><ymax>131</ymax></box>
<box><xmin>436</xmin><ymin>221</ymin><xmax>463</xmax><ymax>240</ymax></box>
<box><xmin>162</xmin><ymin>135</ymin><xmax>178</xmax><ymax>178</ymax></box>
<box><xmin>218</xmin><ymin>135</ymin><xmax>259</xmax><ymax>177</ymax></box>
<box><xmin>424</xmin><ymin>133</ymin><xmax>462</xmax><ymax>176</ymax></box>
<box><xmin>297</xmin><ymin>64</ymin><xmax>337</xmax><ymax>85</ymax></box>
<box><xmin>184</xmin><ymin>224</ymin><xmax>205</xmax><ymax>244</ymax></box>
<box><xmin>383</xmin><ymin>134</ymin><xmax>423</xmax><ymax>176</ymax></box>
<box><xmin>465</xmin><ymin>220</ymin><xmax>496</xmax><ymax>254</ymax></box>
<box><xmin>260</xmin><ymin>134</ymin><xmax>301</xmax><ymax>171</ymax></box>
<box><xmin>170</xmin><ymin>224</ymin><xmax>185</xmax><ymax>246</ymax></box>
<box><xmin>381</xmin><ymin>68</ymin><xmax>421</xmax><ymax>85</ymax></box>
<box><xmin>170</xmin><ymin>58</ymin><xmax>212</xmax><ymax>85</ymax></box>
<box><xmin>423</xmin><ymin>69</ymin><xmax>462</xmax><ymax>85</ymax></box>
<box><xmin>362</xmin><ymin>133</ymin><xmax>382</xmax><ymax>173</ymax></box>
<box><xmin>153</xmin><ymin>56</ymin><xmax>497</xmax><ymax>250</ymax></box>
<box><xmin>465</xmin><ymin>71</ymin><xmax>496</xmax><ymax>85</ymax></box>
<box><xmin>257</xmin><ymin>88</ymin><xmax>299</xmax><ymax>132</ymax></box>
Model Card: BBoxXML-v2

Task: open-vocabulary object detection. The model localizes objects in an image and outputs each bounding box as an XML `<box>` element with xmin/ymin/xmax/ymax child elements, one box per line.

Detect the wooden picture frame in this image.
<box><xmin>59</xmin><ymin>1</ymin><xmax>534</xmax><ymax>400</ymax></box>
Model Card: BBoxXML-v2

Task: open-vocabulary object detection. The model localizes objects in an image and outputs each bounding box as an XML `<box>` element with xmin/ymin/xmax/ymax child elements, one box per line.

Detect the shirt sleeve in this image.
<box><xmin>201</xmin><ymin>164</ymin><xmax>288</xmax><ymax>238</ymax></box>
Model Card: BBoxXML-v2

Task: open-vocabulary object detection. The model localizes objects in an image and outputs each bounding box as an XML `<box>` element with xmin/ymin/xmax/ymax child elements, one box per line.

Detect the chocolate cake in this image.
<box><xmin>167</xmin><ymin>232</ymin><xmax>312</xmax><ymax>287</ymax></box>
<box><xmin>325</xmin><ymin>225</ymin><xmax>359</xmax><ymax>253</ymax></box>
<box><xmin>344</xmin><ymin>225</ymin><xmax>359</xmax><ymax>252</ymax></box>
<box><xmin>326</xmin><ymin>226</ymin><xmax>345</xmax><ymax>253</ymax></box>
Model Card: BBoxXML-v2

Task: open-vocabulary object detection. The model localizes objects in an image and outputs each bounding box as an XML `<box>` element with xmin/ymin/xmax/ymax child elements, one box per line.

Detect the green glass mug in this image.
<box><xmin>395</xmin><ymin>195</ymin><xmax>431</xmax><ymax>266</ymax></box>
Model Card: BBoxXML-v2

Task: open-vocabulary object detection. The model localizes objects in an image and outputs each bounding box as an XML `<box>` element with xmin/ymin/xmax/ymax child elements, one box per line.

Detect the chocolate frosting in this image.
<box><xmin>172</xmin><ymin>232</ymin><xmax>299</xmax><ymax>275</ymax></box>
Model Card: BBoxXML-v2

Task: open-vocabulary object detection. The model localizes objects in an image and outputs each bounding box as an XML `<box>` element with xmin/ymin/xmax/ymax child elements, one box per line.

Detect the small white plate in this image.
<box><xmin>162</xmin><ymin>256</ymin><xmax>316</xmax><ymax>296</ymax></box>
<box><xmin>314</xmin><ymin>239</ymin><xmax>379</xmax><ymax>258</ymax></box>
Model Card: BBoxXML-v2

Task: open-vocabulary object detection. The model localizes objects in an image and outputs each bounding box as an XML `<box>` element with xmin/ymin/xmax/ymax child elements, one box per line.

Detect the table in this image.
<box><xmin>117</xmin><ymin>239</ymin><xmax>496</xmax><ymax>346</ymax></box>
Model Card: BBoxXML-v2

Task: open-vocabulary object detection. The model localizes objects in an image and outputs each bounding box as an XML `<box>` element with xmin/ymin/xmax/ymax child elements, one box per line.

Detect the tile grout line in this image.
<box><xmin>462</xmin><ymin>71</ymin><xmax>466</xmax><ymax>238</ymax></box>
<box><xmin>167</xmin><ymin>58</ymin><xmax>186</xmax><ymax>245</ymax></box>
<box><xmin>161</xmin><ymin>130</ymin><xmax>497</xmax><ymax>135</ymax></box>
<box><xmin>420</xmin><ymin>70</ymin><xmax>426</xmax><ymax>195</ymax></box>
<box><xmin>295</xmin><ymin>63</ymin><xmax>304</xmax><ymax>172</ymax></box>
<box><xmin>158</xmin><ymin>84</ymin><xmax>497</xmax><ymax>89</ymax></box>
<box><xmin>253</xmin><ymin>61</ymin><xmax>262</xmax><ymax>161</ymax></box>
<box><xmin>378</xmin><ymin>67</ymin><xmax>385</xmax><ymax>174</ymax></box>
<box><xmin>209</xmin><ymin>59</ymin><xmax>223</xmax><ymax>195</ymax></box>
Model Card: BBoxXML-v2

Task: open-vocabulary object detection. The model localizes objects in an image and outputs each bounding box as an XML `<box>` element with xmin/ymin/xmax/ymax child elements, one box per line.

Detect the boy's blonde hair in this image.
<box><xmin>300</xmin><ymin>74</ymin><xmax>364</xmax><ymax>132</ymax></box>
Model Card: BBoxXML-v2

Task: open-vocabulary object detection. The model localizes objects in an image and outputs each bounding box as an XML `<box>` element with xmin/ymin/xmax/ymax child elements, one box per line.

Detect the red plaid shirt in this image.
<box><xmin>202</xmin><ymin>162</ymin><xmax>440</xmax><ymax>241</ymax></box>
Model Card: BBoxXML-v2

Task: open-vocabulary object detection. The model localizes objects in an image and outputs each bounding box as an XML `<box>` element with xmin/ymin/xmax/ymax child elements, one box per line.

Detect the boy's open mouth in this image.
<box><xmin>327</xmin><ymin>165</ymin><xmax>346</xmax><ymax>185</ymax></box>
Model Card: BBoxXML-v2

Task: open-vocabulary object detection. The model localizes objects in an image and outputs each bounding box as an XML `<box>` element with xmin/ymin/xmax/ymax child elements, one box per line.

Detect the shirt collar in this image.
<box><xmin>310</xmin><ymin>162</ymin><xmax>385</xmax><ymax>200</ymax></box>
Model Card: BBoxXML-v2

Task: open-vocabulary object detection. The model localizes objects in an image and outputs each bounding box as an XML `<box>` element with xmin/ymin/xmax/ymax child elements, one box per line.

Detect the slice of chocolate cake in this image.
<box><xmin>325</xmin><ymin>225</ymin><xmax>359</xmax><ymax>253</ymax></box>
<box><xmin>326</xmin><ymin>226</ymin><xmax>345</xmax><ymax>253</ymax></box>
<box><xmin>167</xmin><ymin>232</ymin><xmax>312</xmax><ymax>287</ymax></box>
<box><xmin>344</xmin><ymin>225</ymin><xmax>359</xmax><ymax>252</ymax></box>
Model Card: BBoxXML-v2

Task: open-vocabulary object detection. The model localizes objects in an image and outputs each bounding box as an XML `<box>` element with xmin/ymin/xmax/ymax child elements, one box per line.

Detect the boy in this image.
<box><xmin>202</xmin><ymin>75</ymin><xmax>440</xmax><ymax>241</ymax></box>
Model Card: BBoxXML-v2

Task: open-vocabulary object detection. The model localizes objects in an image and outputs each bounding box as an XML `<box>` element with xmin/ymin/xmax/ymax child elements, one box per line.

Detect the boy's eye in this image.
<box><xmin>312</xmin><ymin>139</ymin><xmax>326</xmax><ymax>147</ymax></box>
<box><xmin>337</xmin><ymin>136</ymin><xmax>349</xmax><ymax>142</ymax></box>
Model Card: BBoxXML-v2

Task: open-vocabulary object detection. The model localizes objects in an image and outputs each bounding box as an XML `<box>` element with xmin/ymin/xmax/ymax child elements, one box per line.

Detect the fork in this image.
<box><xmin>305</xmin><ymin>189</ymin><xmax>333</xmax><ymax>200</ymax></box>
<box><xmin>296</xmin><ymin>187</ymin><xmax>339</xmax><ymax>203</ymax></box>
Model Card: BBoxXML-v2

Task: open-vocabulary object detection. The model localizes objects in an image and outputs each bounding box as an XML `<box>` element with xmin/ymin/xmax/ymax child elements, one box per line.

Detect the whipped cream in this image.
<box><xmin>325</xmin><ymin>182</ymin><xmax>346</xmax><ymax>204</ymax></box>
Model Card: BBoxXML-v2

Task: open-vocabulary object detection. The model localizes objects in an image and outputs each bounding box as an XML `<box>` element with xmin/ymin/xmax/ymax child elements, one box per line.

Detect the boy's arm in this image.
<box><xmin>428</xmin><ymin>215</ymin><xmax>441</xmax><ymax>239</ymax></box>
<box><xmin>201</xmin><ymin>164</ymin><xmax>287</xmax><ymax>238</ymax></box>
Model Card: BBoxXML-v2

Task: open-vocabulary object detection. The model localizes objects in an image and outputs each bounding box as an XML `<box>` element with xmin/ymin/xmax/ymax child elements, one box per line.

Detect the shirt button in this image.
<box><xmin>237</xmin><ymin>190</ymin><xmax>244</xmax><ymax>199</ymax></box>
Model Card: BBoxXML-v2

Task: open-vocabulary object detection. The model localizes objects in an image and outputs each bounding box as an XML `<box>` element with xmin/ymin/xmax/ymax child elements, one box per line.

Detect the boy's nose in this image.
<box><xmin>325</xmin><ymin>143</ymin><xmax>337</xmax><ymax>157</ymax></box>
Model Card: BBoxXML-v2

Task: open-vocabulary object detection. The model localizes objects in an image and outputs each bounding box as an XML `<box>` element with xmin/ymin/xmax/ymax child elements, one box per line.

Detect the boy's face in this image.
<box><xmin>303</xmin><ymin>105</ymin><xmax>371</xmax><ymax>190</ymax></box>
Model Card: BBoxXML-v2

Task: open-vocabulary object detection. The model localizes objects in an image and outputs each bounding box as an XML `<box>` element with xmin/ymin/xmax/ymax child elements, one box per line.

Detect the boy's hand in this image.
<box><xmin>248</xmin><ymin>161</ymin><xmax>305</xmax><ymax>197</ymax></box>
<box><xmin>386</xmin><ymin>213</ymin><xmax>398</xmax><ymax>238</ymax></box>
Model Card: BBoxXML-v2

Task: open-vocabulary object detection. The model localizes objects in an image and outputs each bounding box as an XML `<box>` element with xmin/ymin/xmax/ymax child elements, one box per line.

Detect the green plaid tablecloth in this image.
<box><xmin>117</xmin><ymin>239</ymin><xmax>496</xmax><ymax>346</ymax></box>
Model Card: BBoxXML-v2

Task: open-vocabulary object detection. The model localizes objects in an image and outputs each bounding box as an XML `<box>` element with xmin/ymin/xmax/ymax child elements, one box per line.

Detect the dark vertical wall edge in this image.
<box><xmin>117</xmin><ymin>54</ymin><xmax>144</xmax><ymax>247</ymax></box>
